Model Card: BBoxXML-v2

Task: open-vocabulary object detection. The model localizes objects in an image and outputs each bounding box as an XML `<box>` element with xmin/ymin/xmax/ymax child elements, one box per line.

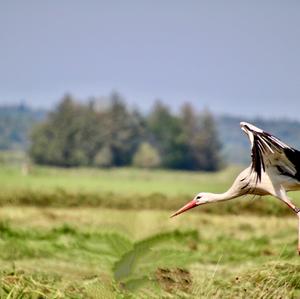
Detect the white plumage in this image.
<box><xmin>172</xmin><ymin>122</ymin><xmax>300</xmax><ymax>254</ymax></box>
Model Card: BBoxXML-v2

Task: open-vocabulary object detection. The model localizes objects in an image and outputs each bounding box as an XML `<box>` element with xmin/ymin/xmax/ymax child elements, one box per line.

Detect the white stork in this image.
<box><xmin>171</xmin><ymin>122</ymin><xmax>300</xmax><ymax>254</ymax></box>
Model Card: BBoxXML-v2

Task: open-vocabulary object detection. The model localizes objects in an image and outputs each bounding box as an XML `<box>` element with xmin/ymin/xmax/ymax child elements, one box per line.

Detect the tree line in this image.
<box><xmin>29</xmin><ymin>93</ymin><xmax>223</xmax><ymax>171</ymax></box>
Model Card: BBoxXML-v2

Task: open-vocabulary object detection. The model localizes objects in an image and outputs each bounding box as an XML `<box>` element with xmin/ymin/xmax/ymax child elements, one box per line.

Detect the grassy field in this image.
<box><xmin>0</xmin><ymin>165</ymin><xmax>300</xmax><ymax>298</ymax></box>
<box><xmin>0</xmin><ymin>164</ymin><xmax>236</xmax><ymax>195</ymax></box>
<box><xmin>0</xmin><ymin>165</ymin><xmax>299</xmax><ymax>215</ymax></box>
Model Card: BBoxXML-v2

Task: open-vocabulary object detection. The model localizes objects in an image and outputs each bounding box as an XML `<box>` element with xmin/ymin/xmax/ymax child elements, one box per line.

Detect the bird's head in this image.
<box><xmin>170</xmin><ymin>192</ymin><xmax>213</xmax><ymax>218</ymax></box>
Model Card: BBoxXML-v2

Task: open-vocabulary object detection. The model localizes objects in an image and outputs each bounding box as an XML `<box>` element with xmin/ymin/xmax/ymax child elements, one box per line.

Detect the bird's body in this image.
<box><xmin>172</xmin><ymin>122</ymin><xmax>300</xmax><ymax>254</ymax></box>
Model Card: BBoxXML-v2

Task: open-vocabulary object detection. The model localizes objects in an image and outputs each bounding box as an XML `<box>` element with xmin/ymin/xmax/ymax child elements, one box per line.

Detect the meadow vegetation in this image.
<box><xmin>0</xmin><ymin>165</ymin><xmax>299</xmax><ymax>215</ymax></box>
<box><xmin>0</xmin><ymin>165</ymin><xmax>299</xmax><ymax>298</ymax></box>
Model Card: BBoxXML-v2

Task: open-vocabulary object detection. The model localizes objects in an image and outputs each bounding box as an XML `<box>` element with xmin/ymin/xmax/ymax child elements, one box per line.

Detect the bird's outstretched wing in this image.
<box><xmin>240</xmin><ymin>122</ymin><xmax>300</xmax><ymax>183</ymax></box>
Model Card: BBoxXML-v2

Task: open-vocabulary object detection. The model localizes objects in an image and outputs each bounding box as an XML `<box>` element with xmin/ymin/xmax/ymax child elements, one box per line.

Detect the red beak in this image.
<box><xmin>170</xmin><ymin>199</ymin><xmax>198</xmax><ymax>218</ymax></box>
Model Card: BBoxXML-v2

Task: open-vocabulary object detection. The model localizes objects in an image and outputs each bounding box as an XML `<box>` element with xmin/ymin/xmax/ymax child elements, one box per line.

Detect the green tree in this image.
<box><xmin>179</xmin><ymin>102</ymin><xmax>199</xmax><ymax>170</ymax></box>
<box><xmin>178</xmin><ymin>103</ymin><xmax>223</xmax><ymax>171</ymax></box>
<box><xmin>30</xmin><ymin>94</ymin><xmax>100</xmax><ymax>166</ymax></box>
<box><xmin>147</xmin><ymin>100</ymin><xmax>187</xmax><ymax>168</ymax></box>
<box><xmin>193</xmin><ymin>109</ymin><xmax>223</xmax><ymax>171</ymax></box>
<box><xmin>104</xmin><ymin>92</ymin><xmax>145</xmax><ymax>166</ymax></box>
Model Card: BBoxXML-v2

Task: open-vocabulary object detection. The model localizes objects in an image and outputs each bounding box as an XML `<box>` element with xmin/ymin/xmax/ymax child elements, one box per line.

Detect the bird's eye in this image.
<box><xmin>196</xmin><ymin>195</ymin><xmax>201</xmax><ymax>200</ymax></box>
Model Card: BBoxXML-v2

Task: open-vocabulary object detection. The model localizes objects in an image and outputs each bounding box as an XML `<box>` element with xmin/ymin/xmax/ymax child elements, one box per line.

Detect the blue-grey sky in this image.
<box><xmin>1</xmin><ymin>1</ymin><xmax>300</xmax><ymax>119</ymax></box>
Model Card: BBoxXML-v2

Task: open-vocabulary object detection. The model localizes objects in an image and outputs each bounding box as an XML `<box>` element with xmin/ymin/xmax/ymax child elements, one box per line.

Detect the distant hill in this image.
<box><xmin>0</xmin><ymin>105</ymin><xmax>300</xmax><ymax>165</ymax></box>
<box><xmin>0</xmin><ymin>104</ymin><xmax>45</xmax><ymax>150</ymax></box>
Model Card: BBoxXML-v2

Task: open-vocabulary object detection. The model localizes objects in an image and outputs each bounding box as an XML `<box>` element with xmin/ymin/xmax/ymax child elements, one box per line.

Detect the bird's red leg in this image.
<box><xmin>278</xmin><ymin>196</ymin><xmax>300</xmax><ymax>255</ymax></box>
<box><xmin>297</xmin><ymin>210</ymin><xmax>300</xmax><ymax>255</ymax></box>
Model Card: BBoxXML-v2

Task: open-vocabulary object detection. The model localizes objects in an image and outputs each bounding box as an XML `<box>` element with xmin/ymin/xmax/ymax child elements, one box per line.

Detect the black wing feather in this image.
<box><xmin>242</xmin><ymin>124</ymin><xmax>298</xmax><ymax>183</ymax></box>
<box><xmin>283</xmin><ymin>148</ymin><xmax>300</xmax><ymax>181</ymax></box>
<box><xmin>251</xmin><ymin>135</ymin><xmax>265</xmax><ymax>182</ymax></box>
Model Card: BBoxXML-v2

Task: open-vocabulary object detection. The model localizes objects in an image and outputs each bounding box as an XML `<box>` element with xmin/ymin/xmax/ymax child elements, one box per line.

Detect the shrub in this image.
<box><xmin>94</xmin><ymin>146</ymin><xmax>113</xmax><ymax>167</ymax></box>
<box><xmin>133</xmin><ymin>142</ymin><xmax>161</xmax><ymax>168</ymax></box>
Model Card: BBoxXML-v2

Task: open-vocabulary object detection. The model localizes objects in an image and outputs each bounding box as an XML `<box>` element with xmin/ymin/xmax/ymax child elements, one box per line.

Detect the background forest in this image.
<box><xmin>29</xmin><ymin>93</ymin><xmax>221</xmax><ymax>171</ymax></box>
<box><xmin>1</xmin><ymin>92</ymin><xmax>300</xmax><ymax>169</ymax></box>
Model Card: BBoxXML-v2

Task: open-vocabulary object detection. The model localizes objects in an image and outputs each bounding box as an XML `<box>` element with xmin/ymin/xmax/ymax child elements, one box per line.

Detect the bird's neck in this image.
<box><xmin>207</xmin><ymin>187</ymin><xmax>240</xmax><ymax>203</ymax></box>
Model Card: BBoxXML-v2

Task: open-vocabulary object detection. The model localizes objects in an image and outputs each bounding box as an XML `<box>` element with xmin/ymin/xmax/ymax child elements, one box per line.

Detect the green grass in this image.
<box><xmin>0</xmin><ymin>165</ymin><xmax>299</xmax><ymax>216</ymax></box>
<box><xmin>0</xmin><ymin>164</ymin><xmax>300</xmax><ymax>297</ymax></box>
<box><xmin>0</xmin><ymin>207</ymin><xmax>300</xmax><ymax>298</ymax></box>
<box><xmin>0</xmin><ymin>164</ymin><xmax>236</xmax><ymax>195</ymax></box>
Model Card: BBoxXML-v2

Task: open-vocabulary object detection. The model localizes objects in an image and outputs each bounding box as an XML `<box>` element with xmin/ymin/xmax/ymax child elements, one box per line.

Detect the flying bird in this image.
<box><xmin>171</xmin><ymin>122</ymin><xmax>300</xmax><ymax>254</ymax></box>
